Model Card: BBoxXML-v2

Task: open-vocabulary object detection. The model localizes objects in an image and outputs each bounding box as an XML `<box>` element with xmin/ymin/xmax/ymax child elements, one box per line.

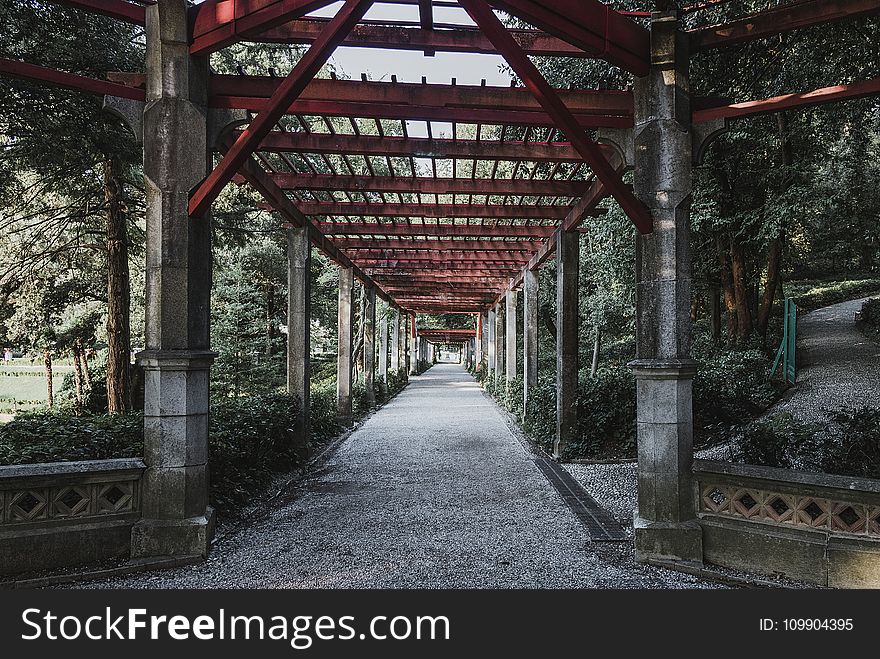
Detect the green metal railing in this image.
<box><xmin>771</xmin><ymin>297</ymin><xmax>797</xmax><ymax>384</ymax></box>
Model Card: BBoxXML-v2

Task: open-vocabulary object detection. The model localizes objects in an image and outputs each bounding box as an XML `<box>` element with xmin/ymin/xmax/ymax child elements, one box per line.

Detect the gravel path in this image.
<box><xmin>770</xmin><ymin>296</ymin><xmax>880</xmax><ymax>422</ymax></box>
<box><xmin>69</xmin><ymin>363</ymin><xmax>715</xmax><ymax>589</ymax></box>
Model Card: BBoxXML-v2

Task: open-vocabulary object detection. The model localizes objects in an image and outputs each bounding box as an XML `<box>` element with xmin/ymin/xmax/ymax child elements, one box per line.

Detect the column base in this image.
<box><xmin>130</xmin><ymin>508</ymin><xmax>215</xmax><ymax>559</ymax></box>
<box><xmin>634</xmin><ymin>516</ymin><xmax>703</xmax><ymax>564</ymax></box>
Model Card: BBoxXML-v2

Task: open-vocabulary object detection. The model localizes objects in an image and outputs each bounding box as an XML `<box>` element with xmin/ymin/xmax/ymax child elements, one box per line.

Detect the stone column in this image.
<box><xmin>363</xmin><ymin>285</ymin><xmax>376</xmax><ymax>408</ymax></box>
<box><xmin>494</xmin><ymin>302</ymin><xmax>504</xmax><ymax>377</ymax></box>
<box><xmin>132</xmin><ymin>0</ymin><xmax>214</xmax><ymax>559</ymax></box>
<box><xmin>409</xmin><ymin>314</ymin><xmax>418</xmax><ymax>375</ymax></box>
<box><xmin>337</xmin><ymin>267</ymin><xmax>354</xmax><ymax>425</ymax></box>
<box><xmin>554</xmin><ymin>231</ymin><xmax>579</xmax><ymax>459</ymax></box>
<box><xmin>486</xmin><ymin>308</ymin><xmax>496</xmax><ymax>376</ymax></box>
<box><xmin>505</xmin><ymin>289</ymin><xmax>517</xmax><ymax>383</ymax></box>
<box><xmin>475</xmin><ymin>313</ymin><xmax>483</xmax><ymax>371</ymax></box>
<box><xmin>523</xmin><ymin>268</ymin><xmax>539</xmax><ymax>415</ymax></box>
<box><xmin>391</xmin><ymin>307</ymin><xmax>401</xmax><ymax>373</ymax></box>
<box><xmin>630</xmin><ymin>11</ymin><xmax>702</xmax><ymax>564</ymax></box>
<box><xmin>286</xmin><ymin>226</ymin><xmax>311</xmax><ymax>448</ymax></box>
<box><xmin>378</xmin><ymin>303</ymin><xmax>389</xmax><ymax>395</ymax></box>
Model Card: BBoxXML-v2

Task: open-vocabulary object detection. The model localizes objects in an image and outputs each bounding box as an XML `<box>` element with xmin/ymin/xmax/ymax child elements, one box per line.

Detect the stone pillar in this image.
<box><xmin>630</xmin><ymin>11</ymin><xmax>702</xmax><ymax>564</ymax></box>
<box><xmin>523</xmin><ymin>268</ymin><xmax>539</xmax><ymax>415</ymax></box>
<box><xmin>378</xmin><ymin>303</ymin><xmax>389</xmax><ymax>394</ymax></box>
<box><xmin>494</xmin><ymin>302</ymin><xmax>504</xmax><ymax>377</ymax></box>
<box><xmin>409</xmin><ymin>314</ymin><xmax>418</xmax><ymax>375</ymax></box>
<box><xmin>132</xmin><ymin>0</ymin><xmax>214</xmax><ymax>559</ymax></box>
<box><xmin>505</xmin><ymin>289</ymin><xmax>517</xmax><ymax>383</ymax></box>
<box><xmin>337</xmin><ymin>267</ymin><xmax>354</xmax><ymax>425</ymax></box>
<box><xmin>363</xmin><ymin>285</ymin><xmax>376</xmax><ymax>409</ymax></box>
<box><xmin>391</xmin><ymin>307</ymin><xmax>401</xmax><ymax>373</ymax></box>
<box><xmin>475</xmin><ymin>313</ymin><xmax>483</xmax><ymax>371</ymax></box>
<box><xmin>486</xmin><ymin>308</ymin><xmax>496</xmax><ymax>376</ymax></box>
<box><xmin>554</xmin><ymin>231</ymin><xmax>579</xmax><ymax>459</ymax></box>
<box><xmin>286</xmin><ymin>226</ymin><xmax>311</xmax><ymax>447</ymax></box>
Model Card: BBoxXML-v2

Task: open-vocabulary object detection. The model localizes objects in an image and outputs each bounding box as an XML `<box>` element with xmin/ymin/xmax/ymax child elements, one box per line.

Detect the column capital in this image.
<box><xmin>628</xmin><ymin>358</ymin><xmax>698</xmax><ymax>378</ymax></box>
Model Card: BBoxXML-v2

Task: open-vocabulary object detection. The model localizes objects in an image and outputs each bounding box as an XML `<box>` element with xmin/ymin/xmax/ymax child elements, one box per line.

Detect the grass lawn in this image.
<box><xmin>0</xmin><ymin>363</ymin><xmax>74</xmax><ymax>413</ymax></box>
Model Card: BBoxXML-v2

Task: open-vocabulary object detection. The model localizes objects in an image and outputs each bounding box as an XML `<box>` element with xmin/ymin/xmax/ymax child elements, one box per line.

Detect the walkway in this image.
<box><xmin>75</xmin><ymin>364</ymin><xmax>713</xmax><ymax>589</ymax></box>
<box><xmin>772</xmin><ymin>296</ymin><xmax>880</xmax><ymax>422</ymax></box>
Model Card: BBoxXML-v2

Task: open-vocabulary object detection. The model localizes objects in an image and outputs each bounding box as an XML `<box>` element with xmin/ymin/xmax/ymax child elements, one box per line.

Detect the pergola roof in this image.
<box><xmin>4</xmin><ymin>0</ymin><xmax>879</xmax><ymax>315</ymax></box>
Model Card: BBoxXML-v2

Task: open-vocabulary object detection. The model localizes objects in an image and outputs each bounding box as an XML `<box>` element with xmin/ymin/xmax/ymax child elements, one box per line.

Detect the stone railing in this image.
<box><xmin>693</xmin><ymin>459</ymin><xmax>880</xmax><ymax>587</ymax></box>
<box><xmin>0</xmin><ymin>458</ymin><xmax>145</xmax><ymax>577</ymax></box>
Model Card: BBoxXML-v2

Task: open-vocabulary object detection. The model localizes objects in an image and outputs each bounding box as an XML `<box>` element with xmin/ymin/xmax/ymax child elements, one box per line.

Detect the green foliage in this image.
<box><xmin>858</xmin><ymin>297</ymin><xmax>880</xmax><ymax>342</ymax></box>
<box><xmin>208</xmin><ymin>393</ymin><xmax>303</xmax><ymax>513</ymax></box>
<box><xmin>568</xmin><ymin>368</ymin><xmax>636</xmax><ymax>461</ymax></box>
<box><xmin>736</xmin><ymin>408</ymin><xmax>880</xmax><ymax>481</ymax></box>
<box><xmin>787</xmin><ymin>278</ymin><xmax>880</xmax><ymax>312</ymax></box>
<box><xmin>523</xmin><ymin>378</ymin><xmax>556</xmax><ymax>454</ymax></box>
<box><xmin>309</xmin><ymin>381</ymin><xmax>342</xmax><ymax>445</ymax></box>
<box><xmin>0</xmin><ymin>410</ymin><xmax>143</xmax><ymax>465</ymax></box>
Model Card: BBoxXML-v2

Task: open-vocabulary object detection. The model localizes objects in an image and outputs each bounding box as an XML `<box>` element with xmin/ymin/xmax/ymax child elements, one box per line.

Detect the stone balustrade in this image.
<box><xmin>0</xmin><ymin>458</ymin><xmax>145</xmax><ymax>576</ymax></box>
<box><xmin>694</xmin><ymin>459</ymin><xmax>880</xmax><ymax>587</ymax></box>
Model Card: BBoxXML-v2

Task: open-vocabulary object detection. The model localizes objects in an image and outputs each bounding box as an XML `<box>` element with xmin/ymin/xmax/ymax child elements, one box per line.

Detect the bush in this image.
<box><xmin>569</xmin><ymin>367</ymin><xmax>636</xmax><ymax>461</ymax></box>
<box><xmin>787</xmin><ymin>277</ymin><xmax>880</xmax><ymax>312</ymax></box>
<box><xmin>735</xmin><ymin>407</ymin><xmax>880</xmax><ymax>481</ymax></box>
<box><xmin>0</xmin><ymin>411</ymin><xmax>143</xmax><ymax>465</ymax></box>
<box><xmin>523</xmin><ymin>378</ymin><xmax>556</xmax><ymax>454</ymax></box>
<box><xmin>310</xmin><ymin>381</ymin><xmax>342</xmax><ymax>444</ymax></box>
<box><xmin>209</xmin><ymin>393</ymin><xmax>303</xmax><ymax>513</ymax></box>
<box><xmin>858</xmin><ymin>297</ymin><xmax>880</xmax><ymax>342</ymax></box>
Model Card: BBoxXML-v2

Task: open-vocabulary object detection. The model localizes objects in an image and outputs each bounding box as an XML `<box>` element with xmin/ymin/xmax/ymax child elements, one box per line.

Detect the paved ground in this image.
<box><xmin>73</xmin><ymin>363</ymin><xmax>715</xmax><ymax>589</ymax></box>
<box><xmin>771</xmin><ymin>296</ymin><xmax>880</xmax><ymax>422</ymax></box>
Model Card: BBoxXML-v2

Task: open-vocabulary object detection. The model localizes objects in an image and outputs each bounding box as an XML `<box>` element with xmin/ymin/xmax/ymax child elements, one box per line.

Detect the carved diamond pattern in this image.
<box><xmin>702</xmin><ymin>486</ymin><xmax>729</xmax><ymax>513</ymax></box>
<box><xmin>869</xmin><ymin>507</ymin><xmax>880</xmax><ymax>537</ymax></box>
<box><xmin>54</xmin><ymin>487</ymin><xmax>90</xmax><ymax>517</ymax></box>
<box><xmin>732</xmin><ymin>490</ymin><xmax>761</xmax><ymax>518</ymax></box>
<box><xmin>10</xmin><ymin>490</ymin><xmax>47</xmax><ymax>521</ymax></box>
<box><xmin>765</xmin><ymin>495</ymin><xmax>794</xmax><ymax>523</ymax></box>
<box><xmin>796</xmin><ymin>499</ymin><xmax>830</xmax><ymax>528</ymax></box>
<box><xmin>97</xmin><ymin>483</ymin><xmax>133</xmax><ymax>512</ymax></box>
<box><xmin>832</xmin><ymin>504</ymin><xmax>866</xmax><ymax>533</ymax></box>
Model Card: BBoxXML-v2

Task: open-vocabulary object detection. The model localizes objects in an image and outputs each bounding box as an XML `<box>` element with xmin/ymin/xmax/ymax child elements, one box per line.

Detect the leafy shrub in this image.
<box><xmin>209</xmin><ymin>393</ymin><xmax>303</xmax><ymax>512</ymax></box>
<box><xmin>310</xmin><ymin>381</ymin><xmax>342</xmax><ymax>444</ymax></box>
<box><xmin>858</xmin><ymin>297</ymin><xmax>880</xmax><ymax>342</ymax></box>
<box><xmin>568</xmin><ymin>367</ymin><xmax>636</xmax><ymax>460</ymax></box>
<box><xmin>736</xmin><ymin>408</ymin><xmax>880</xmax><ymax>480</ymax></box>
<box><xmin>787</xmin><ymin>277</ymin><xmax>880</xmax><ymax>312</ymax></box>
<box><xmin>0</xmin><ymin>411</ymin><xmax>143</xmax><ymax>465</ymax></box>
<box><xmin>386</xmin><ymin>368</ymin><xmax>408</xmax><ymax>397</ymax></box>
<box><xmin>523</xmin><ymin>378</ymin><xmax>556</xmax><ymax>454</ymax></box>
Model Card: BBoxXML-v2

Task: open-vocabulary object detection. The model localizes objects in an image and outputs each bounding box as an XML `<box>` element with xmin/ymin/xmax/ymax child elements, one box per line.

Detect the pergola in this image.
<box><xmin>3</xmin><ymin>0</ymin><xmax>878</xmax><ymax>568</ymax></box>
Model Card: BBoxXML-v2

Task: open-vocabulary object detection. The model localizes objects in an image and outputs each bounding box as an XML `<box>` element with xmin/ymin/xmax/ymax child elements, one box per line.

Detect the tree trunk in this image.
<box><xmin>104</xmin><ymin>157</ymin><xmax>131</xmax><ymax>413</ymax></box>
<box><xmin>730</xmin><ymin>236</ymin><xmax>753</xmax><ymax>343</ymax></box>
<box><xmin>756</xmin><ymin>236</ymin><xmax>783</xmax><ymax>337</ymax></box>
<box><xmin>43</xmin><ymin>350</ymin><xmax>54</xmax><ymax>408</ymax></box>
<box><xmin>716</xmin><ymin>236</ymin><xmax>738</xmax><ymax>339</ymax></box>
<box><xmin>590</xmin><ymin>331</ymin><xmax>601</xmax><ymax>378</ymax></box>
<box><xmin>72</xmin><ymin>349</ymin><xmax>84</xmax><ymax>407</ymax></box>
<box><xmin>77</xmin><ymin>337</ymin><xmax>92</xmax><ymax>392</ymax></box>
<box><xmin>710</xmin><ymin>288</ymin><xmax>721</xmax><ymax>344</ymax></box>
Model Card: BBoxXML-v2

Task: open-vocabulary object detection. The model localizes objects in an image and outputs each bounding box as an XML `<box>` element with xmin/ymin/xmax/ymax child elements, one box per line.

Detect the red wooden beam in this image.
<box><xmin>272</xmin><ymin>173</ymin><xmax>591</xmax><ymax>196</ymax></box>
<box><xmin>0</xmin><ymin>58</ymin><xmax>145</xmax><ymax>101</ymax></box>
<box><xmin>345</xmin><ymin>249</ymin><xmax>533</xmax><ymax>261</ymax></box>
<box><xmin>255</xmin><ymin>19</ymin><xmax>585</xmax><ymax>57</ymax></box>
<box><xmin>461</xmin><ymin>0</ymin><xmax>653</xmax><ymax>234</ymax></box>
<box><xmin>689</xmin><ymin>0</ymin><xmax>880</xmax><ymax>52</ymax></box>
<box><xmin>188</xmin><ymin>0</ymin><xmax>372</xmax><ymax>218</ymax></box>
<box><xmin>48</xmin><ymin>0</ymin><xmax>145</xmax><ymax>25</ymax></box>
<box><xmin>693</xmin><ymin>77</ymin><xmax>880</xmax><ymax>123</ymax></box>
<box><xmin>250</xmin><ymin>131</ymin><xmax>587</xmax><ymax>161</ymax></box>
<box><xmin>318</xmin><ymin>223</ymin><xmax>557</xmax><ymax>238</ymax></box>
<box><xmin>299</xmin><ymin>202</ymin><xmax>570</xmax><ymax>219</ymax></box>
<box><xmin>352</xmin><ymin>259</ymin><xmax>526</xmax><ymax>268</ymax></box>
<box><xmin>189</xmin><ymin>0</ymin><xmax>337</xmax><ymax>56</ymax></box>
<box><xmin>486</xmin><ymin>0</ymin><xmax>650</xmax><ymax>75</ymax></box>
<box><xmin>333</xmin><ymin>238</ymin><xmax>545</xmax><ymax>251</ymax></box>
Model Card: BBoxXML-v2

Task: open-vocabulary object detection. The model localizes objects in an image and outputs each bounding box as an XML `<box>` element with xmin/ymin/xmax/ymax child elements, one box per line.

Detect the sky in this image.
<box><xmin>309</xmin><ymin>2</ymin><xmax>513</xmax><ymax>138</ymax></box>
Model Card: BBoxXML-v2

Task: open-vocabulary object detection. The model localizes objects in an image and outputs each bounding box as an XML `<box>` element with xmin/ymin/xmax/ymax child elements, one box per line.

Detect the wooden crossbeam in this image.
<box><xmin>461</xmin><ymin>0</ymin><xmax>653</xmax><ymax>234</ymax></box>
<box><xmin>188</xmin><ymin>0</ymin><xmax>373</xmax><ymax>218</ymax></box>
<box><xmin>690</xmin><ymin>0</ymin><xmax>880</xmax><ymax>51</ymax></box>
<box><xmin>273</xmin><ymin>174</ymin><xmax>590</xmax><ymax>197</ymax></box>
<box><xmin>318</xmin><ymin>223</ymin><xmax>557</xmax><ymax>238</ymax></box>
<box><xmin>47</xmin><ymin>0</ymin><xmax>145</xmax><ymax>25</ymax></box>
<box><xmin>300</xmin><ymin>202</ymin><xmax>570</xmax><ymax>219</ymax></box>
<box><xmin>254</xmin><ymin>19</ymin><xmax>585</xmax><ymax>57</ymax></box>
<box><xmin>332</xmin><ymin>238</ymin><xmax>545</xmax><ymax>251</ymax></box>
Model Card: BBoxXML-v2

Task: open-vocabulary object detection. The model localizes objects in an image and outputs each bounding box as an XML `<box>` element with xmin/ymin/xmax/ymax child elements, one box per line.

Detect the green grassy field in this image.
<box><xmin>0</xmin><ymin>363</ymin><xmax>74</xmax><ymax>413</ymax></box>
